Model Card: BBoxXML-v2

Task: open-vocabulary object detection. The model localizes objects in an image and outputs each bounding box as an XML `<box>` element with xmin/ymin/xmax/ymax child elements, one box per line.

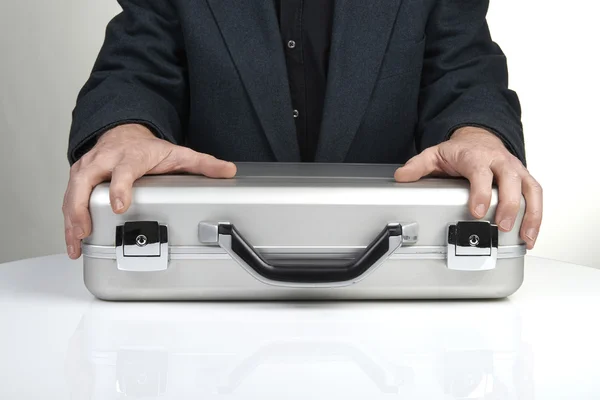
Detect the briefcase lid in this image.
<box><xmin>85</xmin><ymin>163</ymin><xmax>525</xmax><ymax>273</ymax></box>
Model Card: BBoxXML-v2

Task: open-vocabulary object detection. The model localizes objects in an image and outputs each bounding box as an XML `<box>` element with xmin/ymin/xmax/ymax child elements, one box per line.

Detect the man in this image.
<box><xmin>64</xmin><ymin>0</ymin><xmax>543</xmax><ymax>259</ymax></box>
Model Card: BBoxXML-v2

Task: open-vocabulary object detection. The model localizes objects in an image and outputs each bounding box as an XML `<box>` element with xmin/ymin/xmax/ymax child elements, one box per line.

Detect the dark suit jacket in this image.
<box><xmin>68</xmin><ymin>0</ymin><xmax>526</xmax><ymax>165</ymax></box>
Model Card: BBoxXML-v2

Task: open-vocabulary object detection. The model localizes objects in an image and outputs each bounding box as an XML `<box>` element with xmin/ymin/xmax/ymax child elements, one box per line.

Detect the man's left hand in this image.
<box><xmin>394</xmin><ymin>127</ymin><xmax>542</xmax><ymax>249</ymax></box>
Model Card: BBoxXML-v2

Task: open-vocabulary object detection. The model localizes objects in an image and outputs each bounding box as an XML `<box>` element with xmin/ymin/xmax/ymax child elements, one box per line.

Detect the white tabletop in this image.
<box><xmin>0</xmin><ymin>255</ymin><xmax>598</xmax><ymax>399</ymax></box>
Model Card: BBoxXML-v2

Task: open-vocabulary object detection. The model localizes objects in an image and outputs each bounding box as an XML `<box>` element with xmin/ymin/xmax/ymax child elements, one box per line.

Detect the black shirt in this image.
<box><xmin>275</xmin><ymin>0</ymin><xmax>335</xmax><ymax>162</ymax></box>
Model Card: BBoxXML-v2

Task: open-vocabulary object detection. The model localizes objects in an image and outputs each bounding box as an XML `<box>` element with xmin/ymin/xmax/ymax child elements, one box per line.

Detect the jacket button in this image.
<box><xmin>293</xmin><ymin>109</ymin><xmax>299</xmax><ymax>118</ymax></box>
<box><xmin>287</xmin><ymin>40</ymin><xmax>296</xmax><ymax>49</ymax></box>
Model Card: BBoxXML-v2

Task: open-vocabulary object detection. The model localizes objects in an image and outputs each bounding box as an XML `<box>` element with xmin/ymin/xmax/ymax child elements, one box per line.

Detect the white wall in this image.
<box><xmin>0</xmin><ymin>1</ymin><xmax>598</xmax><ymax>267</ymax></box>
<box><xmin>487</xmin><ymin>0</ymin><xmax>600</xmax><ymax>267</ymax></box>
<box><xmin>0</xmin><ymin>1</ymin><xmax>121</xmax><ymax>263</ymax></box>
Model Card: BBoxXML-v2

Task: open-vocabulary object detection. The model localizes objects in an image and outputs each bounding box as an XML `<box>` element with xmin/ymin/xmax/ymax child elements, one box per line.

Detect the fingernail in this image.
<box><xmin>114</xmin><ymin>198</ymin><xmax>124</xmax><ymax>211</ymax></box>
<box><xmin>525</xmin><ymin>228</ymin><xmax>538</xmax><ymax>242</ymax></box>
<box><xmin>74</xmin><ymin>226</ymin><xmax>85</xmax><ymax>239</ymax></box>
<box><xmin>499</xmin><ymin>219</ymin><xmax>514</xmax><ymax>231</ymax></box>
<box><xmin>67</xmin><ymin>245</ymin><xmax>75</xmax><ymax>258</ymax></box>
<box><xmin>475</xmin><ymin>204</ymin><xmax>486</xmax><ymax>218</ymax></box>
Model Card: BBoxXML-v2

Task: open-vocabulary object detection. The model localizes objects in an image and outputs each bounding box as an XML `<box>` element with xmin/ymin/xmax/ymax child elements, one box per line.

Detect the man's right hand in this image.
<box><xmin>62</xmin><ymin>124</ymin><xmax>237</xmax><ymax>260</ymax></box>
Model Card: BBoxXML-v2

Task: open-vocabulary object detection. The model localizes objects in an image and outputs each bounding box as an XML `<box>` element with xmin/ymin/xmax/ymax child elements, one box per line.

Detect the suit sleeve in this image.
<box><xmin>67</xmin><ymin>0</ymin><xmax>188</xmax><ymax>165</ymax></box>
<box><xmin>417</xmin><ymin>0</ymin><xmax>526</xmax><ymax>165</ymax></box>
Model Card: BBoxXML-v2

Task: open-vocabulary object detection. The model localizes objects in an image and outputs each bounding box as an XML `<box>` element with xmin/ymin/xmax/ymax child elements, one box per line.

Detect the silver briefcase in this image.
<box><xmin>82</xmin><ymin>163</ymin><xmax>526</xmax><ymax>300</ymax></box>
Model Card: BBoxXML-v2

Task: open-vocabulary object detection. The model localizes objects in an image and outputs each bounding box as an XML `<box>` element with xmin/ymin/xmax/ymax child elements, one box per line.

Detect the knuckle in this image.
<box><xmin>75</xmin><ymin>150</ymin><xmax>101</xmax><ymax>170</ymax></box>
<box><xmin>503</xmin><ymin>199</ymin><xmax>522</xmax><ymax>210</ymax></box>
<box><xmin>67</xmin><ymin>206</ymin><xmax>80</xmax><ymax>220</ymax></box>
<box><xmin>526</xmin><ymin>207</ymin><xmax>543</xmax><ymax>219</ymax></box>
<box><xmin>69</xmin><ymin>170</ymin><xmax>89</xmax><ymax>186</ymax></box>
<box><xmin>529</xmin><ymin>179</ymin><xmax>543</xmax><ymax>194</ymax></box>
<box><xmin>114</xmin><ymin>166</ymin><xmax>136</xmax><ymax>182</ymax></box>
<box><xmin>465</xmin><ymin>159</ymin><xmax>491</xmax><ymax>176</ymax></box>
<box><xmin>130</xmin><ymin>144</ymin><xmax>154</xmax><ymax>161</ymax></box>
<box><xmin>457</xmin><ymin>147</ymin><xmax>475</xmax><ymax>162</ymax></box>
<box><xmin>172</xmin><ymin>147</ymin><xmax>199</xmax><ymax>169</ymax></box>
<box><xmin>109</xmin><ymin>185</ymin><xmax>125</xmax><ymax>198</ymax></box>
<box><xmin>169</xmin><ymin>147</ymin><xmax>187</xmax><ymax>164</ymax></box>
<box><xmin>503</xmin><ymin>169</ymin><xmax>521</xmax><ymax>183</ymax></box>
<box><xmin>422</xmin><ymin>146</ymin><xmax>438</xmax><ymax>157</ymax></box>
<box><xmin>69</xmin><ymin>215</ymin><xmax>81</xmax><ymax>227</ymax></box>
<box><xmin>70</xmin><ymin>161</ymin><xmax>81</xmax><ymax>174</ymax></box>
<box><xmin>138</xmin><ymin>150</ymin><xmax>152</xmax><ymax>166</ymax></box>
<box><xmin>492</xmin><ymin>148</ymin><xmax>511</xmax><ymax>161</ymax></box>
<box><xmin>509</xmin><ymin>154</ymin><xmax>525</xmax><ymax>168</ymax></box>
<box><xmin>476</xmin><ymin>165</ymin><xmax>492</xmax><ymax>175</ymax></box>
<box><xmin>198</xmin><ymin>154</ymin><xmax>217</xmax><ymax>167</ymax></box>
<box><xmin>474</xmin><ymin>189</ymin><xmax>493</xmax><ymax>200</ymax></box>
<box><xmin>68</xmin><ymin>170</ymin><xmax>83</xmax><ymax>184</ymax></box>
<box><xmin>69</xmin><ymin>162</ymin><xmax>82</xmax><ymax>178</ymax></box>
<box><xmin>78</xmin><ymin>152</ymin><xmax>93</xmax><ymax>166</ymax></box>
<box><xmin>472</xmin><ymin>166</ymin><xmax>492</xmax><ymax>179</ymax></box>
<box><xmin>159</xmin><ymin>157</ymin><xmax>179</xmax><ymax>172</ymax></box>
<box><xmin>176</xmin><ymin>146</ymin><xmax>197</xmax><ymax>161</ymax></box>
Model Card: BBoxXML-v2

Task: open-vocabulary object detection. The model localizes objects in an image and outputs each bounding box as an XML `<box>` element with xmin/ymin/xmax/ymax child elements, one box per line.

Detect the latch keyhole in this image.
<box><xmin>136</xmin><ymin>234</ymin><xmax>148</xmax><ymax>247</ymax></box>
<box><xmin>469</xmin><ymin>234</ymin><xmax>480</xmax><ymax>247</ymax></box>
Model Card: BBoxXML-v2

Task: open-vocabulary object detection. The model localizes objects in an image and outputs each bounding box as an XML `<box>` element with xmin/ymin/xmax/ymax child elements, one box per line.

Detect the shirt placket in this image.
<box><xmin>281</xmin><ymin>0</ymin><xmax>308</xmax><ymax>160</ymax></box>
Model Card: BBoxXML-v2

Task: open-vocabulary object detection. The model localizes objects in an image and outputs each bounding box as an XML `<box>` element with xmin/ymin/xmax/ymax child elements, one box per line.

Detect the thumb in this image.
<box><xmin>169</xmin><ymin>147</ymin><xmax>237</xmax><ymax>178</ymax></box>
<box><xmin>394</xmin><ymin>148</ymin><xmax>439</xmax><ymax>182</ymax></box>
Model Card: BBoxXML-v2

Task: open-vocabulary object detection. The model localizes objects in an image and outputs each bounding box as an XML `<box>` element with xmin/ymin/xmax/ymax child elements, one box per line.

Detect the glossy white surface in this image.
<box><xmin>0</xmin><ymin>255</ymin><xmax>598</xmax><ymax>399</ymax></box>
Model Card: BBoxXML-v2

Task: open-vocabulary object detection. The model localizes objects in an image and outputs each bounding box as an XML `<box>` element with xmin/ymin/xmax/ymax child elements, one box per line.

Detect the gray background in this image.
<box><xmin>1</xmin><ymin>0</ymin><xmax>598</xmax><ymax>267</ymax></box>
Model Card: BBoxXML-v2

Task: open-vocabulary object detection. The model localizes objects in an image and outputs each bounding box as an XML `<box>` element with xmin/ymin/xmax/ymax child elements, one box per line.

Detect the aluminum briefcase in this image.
<box><xmin>82</xmin><ymin>163</ymin><xmax>526</xmax><ymax>300</ymax></box>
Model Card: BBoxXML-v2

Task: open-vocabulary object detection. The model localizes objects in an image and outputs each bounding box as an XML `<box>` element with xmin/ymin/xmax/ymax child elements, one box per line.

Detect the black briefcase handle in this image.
<box><xmin>199</xmin><ymin>222</ymin><xmax>417</xmax><ymax>287</ymax></box>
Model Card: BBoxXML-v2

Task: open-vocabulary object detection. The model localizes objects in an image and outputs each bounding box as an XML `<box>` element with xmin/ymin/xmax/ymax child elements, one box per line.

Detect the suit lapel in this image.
<box><xmin>207</xmin><ymin>0</ymin><xmax>300</xmax><ymax>162</ymax></box>
<box><xmin>315</xmin><ymin>0</ymin><xmax>404</xmax><ymax>162</ymax></box>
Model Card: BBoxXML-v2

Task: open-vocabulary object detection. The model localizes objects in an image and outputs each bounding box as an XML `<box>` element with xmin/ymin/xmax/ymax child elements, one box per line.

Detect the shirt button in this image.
<box><xmin>293</xmin><ymin>109</ymin><xmax>299</xmax><ymax>118</ymax></box>
<box><xmin>287</xmin><ymin>40</ymin><xmax>296</xmax><ymax>49</ymax></box>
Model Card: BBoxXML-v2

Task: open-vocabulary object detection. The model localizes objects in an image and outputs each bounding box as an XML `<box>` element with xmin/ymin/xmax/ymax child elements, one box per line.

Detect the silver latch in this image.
<box><xmin>447</xmin><ymin>221</ymin><xmax>498</xmax><ymax>271</ymax></box>
<box><xmin>116</xmin><ymin>221</ymin><xmax>169</xmax><ymax>272</ymax></box>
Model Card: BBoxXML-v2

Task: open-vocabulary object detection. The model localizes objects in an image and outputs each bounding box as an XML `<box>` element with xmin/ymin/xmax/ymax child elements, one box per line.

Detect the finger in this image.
<box><xmin>64</xmin><ymin>164</ymin><xmax>110</xmax><ymax>245</ymax></box>
<box><xmin>394</xmin><ymin>148</ymin><xmax>440</xmax><ymax>182</ymax></box>
<box><xmin>163</xmin><ymin>147</ymin><xmax>237</xmax><ymax>178</ymax></box>
<box><xmin>65</xmin><ymin>223</ymin><xmax>80</xmax><ymax>259</ymax></box>
<box><xmin>491</xmin><ymin>164</ymin><xmax>523</xmax><ymax>232</ymax></box>
<box><xmin>63</xmin><ymin>193</ymin><xmax>79</xmax><ymax>259</ymax></box>
<box><xmin>519</xmin><ymin>174</ymin><xmax>543</xmax><ymax>249</ymax></box>
<box><xmin>461</xmin><ymin>166</ymin><xmax>494</xmax><ymax>219</ymax></box>
<box><xmin>109</xmin><ymin>161</ymin><xmax>150</xmax><ymax>214</ymax></box>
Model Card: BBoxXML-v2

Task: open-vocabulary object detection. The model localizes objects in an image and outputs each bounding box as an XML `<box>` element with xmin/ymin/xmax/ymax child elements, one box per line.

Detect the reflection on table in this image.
<box><xmin>65</xmin><ymin>300</ymin><xmax>534</xmax><ymax>399</ymax></box>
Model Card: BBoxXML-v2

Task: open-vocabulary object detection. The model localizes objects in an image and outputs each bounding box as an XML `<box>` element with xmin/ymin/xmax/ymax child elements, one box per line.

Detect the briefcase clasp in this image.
<box><xmin>447</xmin><ymin>221</ymin><xmax>498</xmax><ymax>271</ymax></box>
<box><xmin>116</xmin><ymin>221</ymin><xmax>169</xmax><ymax>272</ymax></box>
